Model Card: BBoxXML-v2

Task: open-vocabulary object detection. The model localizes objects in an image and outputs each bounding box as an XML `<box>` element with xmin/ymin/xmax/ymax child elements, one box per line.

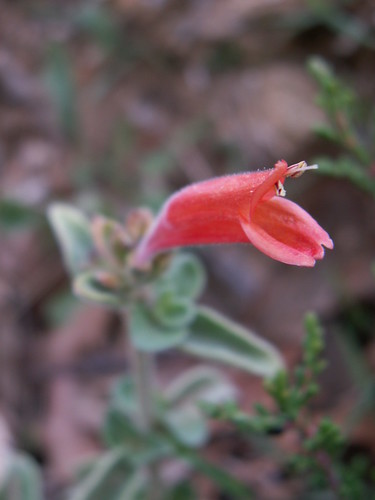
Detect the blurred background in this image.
<box><xmin>0</xmin><ymin>0</ymin><xmax>374</xmax><ymax>498</ymax></box>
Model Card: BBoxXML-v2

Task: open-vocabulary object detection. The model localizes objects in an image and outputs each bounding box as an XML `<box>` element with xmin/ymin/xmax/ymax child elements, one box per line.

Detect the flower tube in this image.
<box><xmin>134</xmin><ymin>160</ymin><xmax>333</xmax><ymax>267</ymax></box>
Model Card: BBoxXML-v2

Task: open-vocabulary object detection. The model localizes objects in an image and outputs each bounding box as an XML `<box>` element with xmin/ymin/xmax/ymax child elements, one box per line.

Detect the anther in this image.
<box><xmin>286</xmin><ymin>161</ymin><xmax>318</xmax><ymax>179</ymax></box>
<box><xmin>275</xmin><ymin>180</ymin><xmax>286</xmax><ymax>197</ymax></box>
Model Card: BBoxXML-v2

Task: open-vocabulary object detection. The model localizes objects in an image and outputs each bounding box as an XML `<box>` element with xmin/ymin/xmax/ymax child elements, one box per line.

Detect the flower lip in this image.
<box><xmin>241</xmin><ymin>196</ymin><xmax>333</xmax><ymax>267</ymax></box>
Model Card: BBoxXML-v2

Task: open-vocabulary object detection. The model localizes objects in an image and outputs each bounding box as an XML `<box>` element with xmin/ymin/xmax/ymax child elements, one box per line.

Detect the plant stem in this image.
<box><xmin>132</xmin><ymin>348</ymin><xmax>156</xmax><ymax>431</ymax></box>
<box><xmin>127</xmin><ymin>321</ymin><xmax>161</xmax><ymax>499</ymax></box>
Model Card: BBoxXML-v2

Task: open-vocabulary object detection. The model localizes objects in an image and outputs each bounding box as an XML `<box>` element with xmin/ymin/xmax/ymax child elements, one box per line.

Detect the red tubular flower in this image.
<box><xmin>134</xmin><ymin>160</ymin><xmax>333</xmax><ymax>267</ymax></box>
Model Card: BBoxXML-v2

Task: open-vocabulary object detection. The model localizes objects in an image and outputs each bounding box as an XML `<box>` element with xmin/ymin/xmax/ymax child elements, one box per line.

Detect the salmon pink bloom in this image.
<box><xmin>134</xmin><ymin>160</ymin><xmax>333</xmax><ymax>267</ymax></box>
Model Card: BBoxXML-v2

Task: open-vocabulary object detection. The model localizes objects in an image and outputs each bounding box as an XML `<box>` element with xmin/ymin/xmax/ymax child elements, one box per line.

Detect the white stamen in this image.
<box><xmin>286</xmin><ymin>161</ymin><xmax>319</xmax><ymax>178</ymax></box>
<box><xmin>275</xmin><ymin>179</ymin><xmax>286</xmax><ymax>197</ymax></box>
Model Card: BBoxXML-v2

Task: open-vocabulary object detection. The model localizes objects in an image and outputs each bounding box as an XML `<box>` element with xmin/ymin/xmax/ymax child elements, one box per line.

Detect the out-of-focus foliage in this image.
<box><xmin>0</xmin><ymin>200</ymin><xmax>40</xmax><ymax>232</ymax></box>
<box><xmin>288</xmin><ymin>0</ymin><xmax>375</xmax><ymax>49</ymax></box>
<box><xmin>0</xmin><ymin>454</ymin><xmax>43</xmax><ymax>500</ymax></box>
<box><xmin>44</xmin><ymin>43</ymin><xmax>79</xmax><ymax>144</ymax></box>
<box><xmin>205</xmin><ymin>314</ymin><xmax>375</xmax><ymax>498</ymax></box>
<box><xmin>77</xmin><ymin>366</ymin><xmax>250</xmax><ymax>500</ymax></box>
<box><xmin>308</xmin><ymin>57</ymin><xmax>375</xmax><ymax>197</ymax></box>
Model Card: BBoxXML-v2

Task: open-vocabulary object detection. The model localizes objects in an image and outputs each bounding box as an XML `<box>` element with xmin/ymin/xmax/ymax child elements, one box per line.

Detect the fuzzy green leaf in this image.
<box><xmin>114</xmin><ymin>470</ymin><xmax>147</xmax><ymax>500</ymax></box>
<box><xmin>48</xmin><ymin>203</ymin><xmax>94</xmax><ymax>275</ymax></box>
<box><xmin>163</xmin><ymin>406</ymin><xmax>208</xmax><ymax>448</ymax></box>
<box><xmin>110</xmin><ymin>376</ymin><xmax>137</xmax><ymax>416</ymax></box>
<box><xmin>129</xmin><ymin>303</ymin><xmax>188</xmax><ymax>352</ymax></box>
<box><xmin>162</xmin><ymin>367</ymin><xmax>236</xmax><ymax>448</ymax></box>
<box><xmin>156</xmin><ymin>253</ymin><xmax>206</xmax><ymax>300</ymax></box>
<box><xmin>181</xmin><ymin>306</ymin><xmax>283</xmax><ymax>378</ymax></box>
<box><xmin>164</xmin><ymin>366</ymin><xmax>236</xmax><ymax>409</ymax></box>
<box><xmin>0</xmin><ymin>454</ymin><xmax>43</xmax><ymax>500</ymax></box>
<box><xmin>73</xmin><ymin>272</ymin><xmax>122</xmax><ymax>308</ymax></box>
<box><xmin>153</xmin><ymin>292</ymin><xmax>196</xmax><ymax>330</ymax></box>
<box><xmin>103</xmin><ymin>408</ymin><xmax>145</xmax><ymax>450</ymax></box>
<box><xmin>70</xmin><ymin>450</ymin><xmax>131</xmax><ymax>500</ymax></box>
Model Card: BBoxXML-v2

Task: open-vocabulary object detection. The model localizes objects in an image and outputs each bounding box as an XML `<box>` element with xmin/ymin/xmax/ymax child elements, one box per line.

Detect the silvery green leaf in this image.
<box><xmin>162</xmin><ymin>367</ymin><xmax>236</xmax><ymax>448</ymax></box>
<box><xmin>103</xmin><ymin>408</ymin><xmax>144</xmax><ymax>450</ymax></box>
<box><xmin>181</xmin><ymin>307</ymin><xmax>283</xmax><ymax>378</ymax></box>
<box><xmin>165</xmin><ymin>366</ymin><xmax>236</xmax><ymax>409</ymax></box>
<box><xmin>48</xmin><ymin>203</ymin><xmax>94</xmax><ymax>275</ymax></box>
<box><xmin>70</xmin><ymin>449</ymin><xmax>131</xmax><ymax>500</ymax></box>
<box><xmin>0</xmin><ymin>453</ymin><xmax>43</xmax><ymax>500</ymax></box>
<box><xmin>73</xmin><ymin>272</ymin><xmax>122</xmax><ymax>308</ymax></box>
<box><xmin>110</xmin><ymin>376</ymin><xmax>137</xmax><ymax>416</ymax></box>
<box><xmin>155</xmin><ymin>253</ymin><xmax>206</xmax><ymax>300</ymax></box>
<box><xmin>163</xmin><ymin>406</ymin><xmax>208</xmax><ymax>448</ymax></box>
<box><xmin>129</xmin><ymin>303</ymin><xmax>188</xmax><ymax>352</ymax></box>
<box><xmin>153</xmin><ymin>292</ymin><xmax>196</xmax><ymax>330</ymax></box>
<box><xmin>115</xmin><ymin>470</ymin><xmax>147</xmax><ymax>500</ymax></box>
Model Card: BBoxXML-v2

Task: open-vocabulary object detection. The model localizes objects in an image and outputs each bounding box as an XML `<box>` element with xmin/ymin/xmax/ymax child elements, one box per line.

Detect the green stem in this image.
<box><xmin>132</xmin><ymin>348</ymin><xmax>156</xmax><ymax>431</ymax></box>
<box><xmin>127</xmin><ymin>320</ymin><xmax>161</xmax><ymax>499</ymax></box>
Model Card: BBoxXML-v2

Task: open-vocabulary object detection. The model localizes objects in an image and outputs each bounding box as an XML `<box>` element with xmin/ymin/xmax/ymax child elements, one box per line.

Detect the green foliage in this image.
<box><xmin>129</xmin><ymin>302</ymin><xmax>189</xmax><ymax>352</ymax></box>
<box><xmin>176</xmin><ymin>448</ymin><xmax>252</xmax><ymax>500</ymax></box>
<box><xmin>96</xmin><ymin>368</ymin><xmax>251</xmax><ymax>498</ymax></box>
<box><xmin>181</xmin><ymin>306</ymin><xmax>284</xmax><ymax>378</ymax></box>
<box><xmin>162</xmin><ymin>481</ymin><xmax>196</xmax><ymax>500</ymax></box>
<box><xmin>162</xmin><ymin>406</ymin><xmax>208</xmax><ymax>448</ymax></box>
<box><xmin>128</xmin><ymin>253</ymin><xmax>206</xmax><ymax>352</ymax></box>
<box><xmin>44</xmin><ymin>43</ymin><xmax>79</xmax><ymax>143</ymax></box>
<box><xmin>287</xmin><ymin>1</ymin><xmax>375</xmax><ymax>50</ymax></box>
<box><xmin>0</xmin><ymin>199</ymin><xmax>40</xmax><ymax>232</ymax></box>
<box><xmin>48</xmin><ymin>204</ymin><xmax>94</xmax><ymax>275</ymax></box>
<box><xmin>73</xmin><ymin>271</ymin><xmax>124</xmax><ymax>308</ymax></box>
<box><xmin>69</xmin><ymin>450</ymin><xmax>136</xmax><ymax>500</ymax></box>
<box><xmin>153</xmin><ymin>293</ymin><xmax>195</xmax><ymax>330</ymax></box>
<box><xmin>305</xmin><ymin>418</ymin><xmax>344</xmax><ymax>457</ymax></box>
<box><xmin>155</xmin><ymin>253</ymin><xmax>206</xmax><ymax>301</ymax></box>
<box><xmin>104</xmin><ymin>407</ymin><xmax>145</xmax><ymax>450</ymax></box>
<box><xmin>0</xmin><ymin>453</ymin><xmax>43</xmax><ymax>500</ymax></box>
<box><xmin>338</xmin><ymin>456</ymin><xmax>375</xmax><ymax>500</ymax></box>
<box><xmin>75</xmin><ymin>5</ymin><xmax>120</xmax><ymax>56</ymax></box>
<box><xmin>259</xmin><ymin>313</ymin><xmax>326</xmax><ymax>421</ymax></box>
<box><xmin>289</xmin><ymin>428</ymin><xmax>373</xmax><ymax>498</ymax></box>
<box><xmin>164</xmin><ymin>366</ymin><xmax>235</xmax><ymax>408</ymax></box>
<box><xmin>43</xmin><ymin>288</ymin><xmax>80</xmax><ymax>327</ymax></box>
<box><xmin>204</xmin><ymin>314</ymin><xmax>375</xmax><ymax>497</ymax></box>
<box><xmin>161</xmin><ymin>367</ymin><xmax>235</xmax><ymax>448</ymax></box>
<box><xmin>104</xmin><ymin>367</ymin><xmax>235</xmax><ymax>451</ymax></box>
<box><xmin>308</xmin><ymin>57</ymin><xmax>375</xmax><ymax>197</ymax></box>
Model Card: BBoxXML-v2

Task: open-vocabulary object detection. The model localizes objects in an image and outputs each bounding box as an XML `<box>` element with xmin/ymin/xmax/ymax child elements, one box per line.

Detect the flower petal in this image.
<box><xmin>133</xmin><ymin>161</ymin><xmax>333</xmax><ymax>268</ymax></box>
<box><xmin>240</xmin><ymin>197</ymin><xmax>333</xmax><ymax>267</ymax></box>
<box><xmin>134</xmin><ymin>169</ymin><xmax>277</xmax><ymax>264</ymax></box>
<box><xmin>249</xmin><ymin>159</ymin><xmax>288</xmax><ymax>216</ymax></box>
